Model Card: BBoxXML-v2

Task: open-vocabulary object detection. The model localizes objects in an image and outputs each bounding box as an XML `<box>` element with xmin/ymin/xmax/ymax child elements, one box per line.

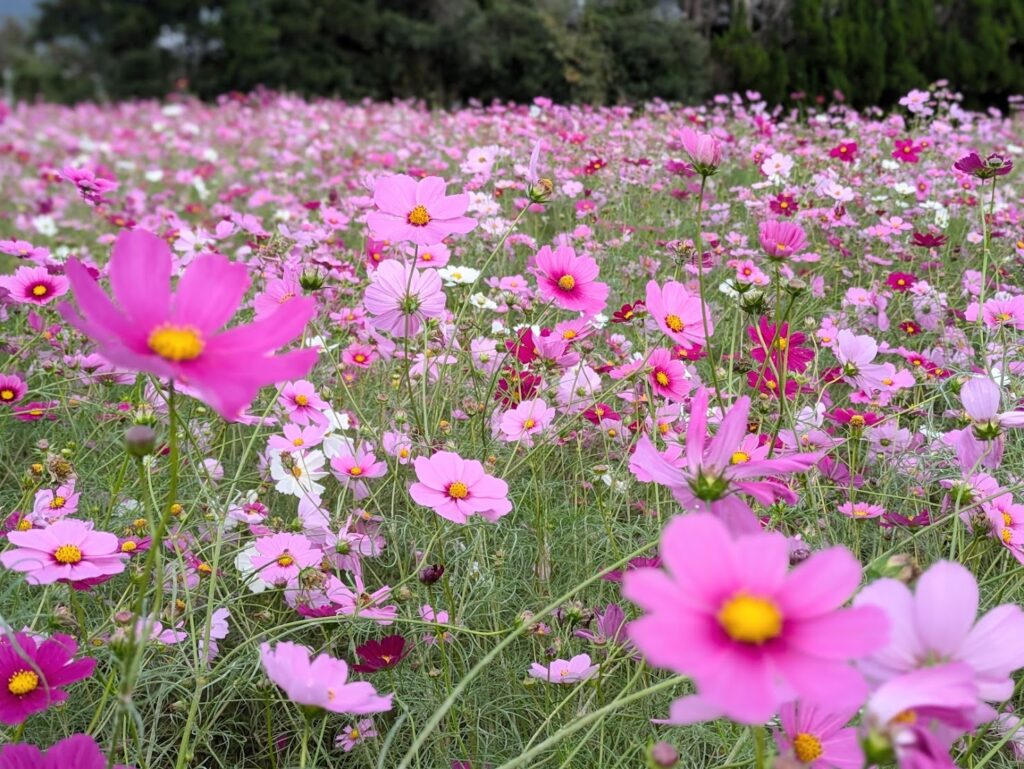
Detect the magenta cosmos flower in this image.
<box><xmin>646</xmin><ymin>348</ymin><xmax>691</xmax><ymax>401</ymax></box>
<box><xmin>363</xmin><ymin>259</ymin><xmax>446</xmax><ymax>338</ymax></box>
<box><xmin>1</xmin><ymin>518</ymin><xmax>125</xmax><ymax>586</ymax></box>
<box><xmin>630</xmin><ymin>388</ymin><xmax>822</xmax><ymax>533</ymax></box>
<box><xmin>60</xmin><ymin>229</ymin><xmax>318</xmax><ymax>420</ymax></box>
<box><xmin>774</xmin><ymin>700</ymin><xmax>863</xmax><ymax>769</ymax></box>
<box><xmin>0</xmin><ymin>265</ymin><xmax>68</xmax><ymax>306</ymax></box>
<box><xmin>532</xmin><ymin>244</ymin><xmax>609</xmax><ymax>316</ymax></box>
<box><xmin>409</xmin><ymin>450</ymin><xmax>512</xmax><ymax>524</ymax></box>
<box><xmin>527</xmin><ymin>654</ymin><xmax>599</xmax><ymax>684</ymax></box>
<box><xmin>854</xmin><ymin>560</ymin><xmax>1024</xmax><ymax>713</ymax></box>
<box><xmin>0</xmin><ymin>632</ymin><xmax>96</xmax><ymax>725</ymax></box>
<box><xmin>366</xmin><ymin>174</ymin><xmax>476</xmax><ymax>246</ymax></box>
<box><xmin>645</xmin><ymin>279</ymin><xmax>709</xmax><ymax>348</ymax></box>
<box><xmin>0</xmin><ymin>374</ymin><xmax>27</xmax><ymax>406</ymax></box>
<box><xmin>623</xmin><ymin>514</ymin><xmax>888</xmax><ymax>724</ymax></box>
<box><xmin>759</xmin><ymin>220</ymin><xmax>808</xmax><ymax>260</ymax></box>
<box><xmin>0</xmin><ymin>734</ymin><xmax>132</xmax><ymax>769</ymax></box>
<box><xmin>260</xmin><ymin>641</ymin><xmax>392</xmax><ymax>714</ymax></box>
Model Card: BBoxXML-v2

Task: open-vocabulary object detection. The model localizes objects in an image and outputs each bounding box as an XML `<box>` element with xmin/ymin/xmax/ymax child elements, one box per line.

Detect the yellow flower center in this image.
<box><xmin>557</xmin><ymin>275</ymin><xmax>576</xmax><ymax>291</ymax></box>
<box><xmin>54</xmin><ymin>544</ymin><xmax>83</xmax><ymax>564</ymax></box>
<box><xmin>1003</xmin><ymin>528</ymin><xmax>1013</xmax><ymax>544</ymax></box>
<box><xmin>893</xmin><ymin>709</ymin><xmax>917</xmax><ymax>724</ymax></box>
<box><xmin>447</xmin><ymin>481</ymin><xmax>469</xmax><ymax>499</ymax></box>
<box><xmin>31</xmin><ymin>284</ymin><xmax>49</xmax><ymax>297</ymax></box>
<box><xmin>354</xmin><ymin>354</ymin><xmax>366</xmax><ymax>363</ymax></box>
<box><xmin>290</xmin><ymin>465</ymin><xmax>303</xmax><ymax>478</ymax></box>
<box><xmin>776</xmin><ymin>337</ymin><xmax>788</xmax><ymax>350</ymax></box>
<box><xmin>852</xmin><ymin>507</ymin><xmax>869</xmax><ymax>518</ymax></box>
<box><xmin>292</xmin><ymin>437</ymin><xmax>305</xmax><ymax>446</ymax></box>
<box><xmin>349</xmin><ymin>466</ymin><xmax>363</xmax><ymax>476</ymax></box>
<box><xmin>717</xmin><ymin>593</ymin><xmax>782</xmax><ymax>644</ymax></box>
<box><xmin>655</xmin><ymin>371</ymin><xmax>670</xmax><ymax>386</ymax></box>
<box><xmin>148</xmin><ymin>325</ymin><xmax>204</xmax><ymax>362</ymax></box>
<box><xmin>294</xmin><ymin>394</ymin><xmax>309</xmax><ymax>406</ymax></box>
<box><xmin>850</xmin><ymin>415</ymin><xmax>865</xmax><ymax>427</ymax></box>
<box><xmin>523</xmin><ymin>418</ymin><xmax>536</xmax><ymax>429</ymax></box>
<box><xmin>121</xmin><ymin>540</ymin><xmax>138</xmax><ymax>552</ymax></box>
<box><xmin>349</xmin><ymin>728</ymin><xmax>361</xmax><ymax>740</ymax></box>
<box><xmin>49</xmin><ymin>495</ymin><xmax>66</xmax><ymax>509</ymax></box>
<box><xmin>793</xmin><ymin>732</ymin><xmax>823</xmax><ymax>763</ymax></box>
<box><xmin>16</xmin><ymin>519</ymin><xmax>31</xmax><ymax>531</ymax></box>
<box><xmin>407</xmin><ymin>205</ymin><xmax>431</xmax><ymax>226</ymax></box>
<box><xmin>997</xmin><ymin>312</ymin><xmax>1012</xmax><ymax>322</ymax></box>
<box><xmin>730</xmin><ymin>451</ymin><xmax>750</xmax><ymax>464</ymax></box>
<box><xmin>7</xmin><ymin>669</ymin><xmax>39</xmax><ymax>696</ymax></box>
<box><xmin>277</xmin><ymin>554</ymin><xmax>295</xmax><ymax>567</ymax></box>
<box><xmin>0</xmin><ymin>389</ymin><xmax>14</xmax><ymax>401</ymax></box>
<box><xmin>665</xmin><ymin>314</ymin><xmax>684</xmax><ymax>333</ymax></box>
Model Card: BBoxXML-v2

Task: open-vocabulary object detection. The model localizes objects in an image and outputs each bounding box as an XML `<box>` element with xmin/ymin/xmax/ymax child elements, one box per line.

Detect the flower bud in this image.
<box><xmin>299</xmin><ymin>268</ymin><xmax>326</xmax><ymax>292</ymax></box>
<box><xmin>647</xmin><ymin>741</ymin><xmax>679</xmax><ymax>768</ymax></box>
<box><xmin>125</xmin><ymin>425</ymin><xmax>157</xmax><ymax>458</ymax></box>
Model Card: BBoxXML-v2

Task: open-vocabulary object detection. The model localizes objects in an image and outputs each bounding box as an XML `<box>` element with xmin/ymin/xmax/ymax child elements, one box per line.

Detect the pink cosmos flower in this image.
<box><xmin>952</xmin><ymin>376</ymin><xmax>1024</xmax><ymax>470</ymax></box>
<box><xmin>630</xmin><ymin>388</ymin><xmax>822</xmax><ymax>533</ymax></box>
<box><xmin>832</xmin><ymin>330</ymin><xmax>898</xmax><ymax>392</ymax></box>
<box><xmin>251</xmin><ymin>533</ymin><xmax>322</xmax><ymax>587</ymax></box>
<box><xmin>646</xmin><ymin>348</ymin><xmax>691</xmax><ymax>401</ymax></box>
<box><xmin>31</xmin><ymin>482</ymin><xmax>80</xmax><ymax>522</ymax></box>
<box><xmin>532</xmin><ymin>244</ymin><xmax>609</xmax><ymax>316</ymax></box>
<box><xmin>623</xmin><ymin>514</ymin><xmax>888</xmax><ymax>724</ymax></box>
<box><xmin>0</xmin><ymin>266</ymin><xmax>68</xmax><ymax>306</ymax></box>
<box><xmin>527</xmin><ymin>654</ymin><xmax>599</xmax><ymax>684</ymax></box>
<box><xmin>854</xmin><ymin>560</ymin><xmax>1024</xmax><ymax>717</ymax></box>
<box><xmin>965</xmin><ymin>296</ymin><xmax>1024</xmax><ymax>330</ymax></box>
<box><xmin>409</xmin><ymin>450</ymin><xmax>512</xmax><ymax>524</ymax></box>
<box><xmin>838</xmin><ymin>501</ymin><xmax>885</xmax><ymax>520</ymax></box>
<box><xmin>363</xmin><ymin>259</ymin><xmax>446</xmax><ymax>338</ymax></box>
<box><xmin>342</xmin><ymin>343</ymin><xmax>377</xmax><ymax>369</ymax></box>
<box><xmin>279</xmin><ymin>380</ymin><xmax>328</xmax><ymax>426</ymax></box>
<box><xmin>267</xmin><ymin>424</ymin><xmax>326</xmax><ymax>453</ymax></box>
<box><xmin>0</xmin><ymin>632</ymin><xmax>96</xmax><ymax>724</ymax></box>
<box><xmin>329</xmin><ymin>440</ymin><xmax>387</xmax><ymax>499</ymax></box>
<box><xmin>675</xmin><ymin>126</ymin><xmax>723</xmax><ymax>175</ymax></box>
<box><xmin>366</xmin><ymin>174</ymin><xmax>476</xmax><ymax>246</ymax></box>
<box><xmin>61</xmin><ymin>165</ymin><xmax>117</xmax><ymax>205</ymax></box>
<box><xmin>1</xmin><ymin>518</ymin><xmax>125</xmax><ymax>586</ymax></box>
<box><xmin>405</xmin><ymin>242</ymin><xmax>450</xmax><ymax>269</ymax></box>
<box><xmin>253</xmin><ymin>274</ymin><xmax>302</xmax><ymax>320</ymax></box>
<box><xmin>60</xmin><ymin>229</ymin><xmax>318</xmax><ymax>420</ymax></box>
<box><xmin>774</xmin><ymin>701</ymin><xmax>863</xmax><ymax>769</ymax></box>
<box><xmin>759</xmin><ymin>220</ymin><xmax>808</xmax><ymax>260</ymax></box>
<box><xmin>645</xmin><ymin>279</ymin><xmax>708</xmax><ymax>348</ymax></box>
<box><xmin>0</xmin><ymin>733</ymin><xmax>132</xmax><ymax>769</ymax></box>
<box><xmin>498</xmin><ymin>398</ymin><xmax>555</xmax><ymax>446</ymax></box>
<box><xmin>0</xmin><ymin>374</ymin><xmax>27</xmax><ymax>406</ymax></box>
<box><xmin>336</xmin><ymin>718</ymin><xmax>378</xmax><ymax>752</ymax></box>
<box><xmin>862</xmin><ymin>663</ymin><xmax>978</xmax><ymax>769</ymax></box>
<box><xmin>260</xmin><ymin>641</ymin><xmax>392</xmax><ymax>714</ymax></box>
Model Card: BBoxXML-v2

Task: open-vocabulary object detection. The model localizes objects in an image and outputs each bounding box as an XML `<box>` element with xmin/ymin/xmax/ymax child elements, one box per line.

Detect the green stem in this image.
<box><xmin>692</xmin><ymin>175</ymin><xmax>725</xmax><ymax>410</ymax></box>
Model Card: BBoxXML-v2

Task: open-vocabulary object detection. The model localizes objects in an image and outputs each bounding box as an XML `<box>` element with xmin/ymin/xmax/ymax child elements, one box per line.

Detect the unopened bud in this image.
<box><xmin>299</xmin><ymin>268</ymin><xmax>326</xmax><ymax>292</ymax></box>
<box><xmin>647</xmin><ymin>742</ymin><xmax>679</xmax><ymax>768</ymax></box>
<box><xmin>125</xmin><ymin>425</ymin><xmax>157</xmax><ymax>458</ymax></box>
<box><xmin>419</xmin><ymin>563</ymin><xmax>445</xmax><ymax>585</ymax></box>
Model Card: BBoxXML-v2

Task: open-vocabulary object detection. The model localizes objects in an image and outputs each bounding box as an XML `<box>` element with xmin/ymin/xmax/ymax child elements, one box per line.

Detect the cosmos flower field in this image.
<box><xmin>1</xmin><ymin>86</ymin><xmax>1023</xmax><ymax>769</ymax></box>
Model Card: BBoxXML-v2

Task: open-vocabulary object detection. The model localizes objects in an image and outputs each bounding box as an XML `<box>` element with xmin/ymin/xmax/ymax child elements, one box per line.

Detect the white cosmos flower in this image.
<box><xmin>438</xmin><ymin>265</ymin><xmax>480</xmax><ymax>286</ymax></box>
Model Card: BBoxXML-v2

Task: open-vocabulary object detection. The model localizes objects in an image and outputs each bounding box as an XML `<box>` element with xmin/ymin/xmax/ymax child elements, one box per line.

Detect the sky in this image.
<box><xmin>0</xmin><ymin>0</ymin><xmax>40</xmax><ymax>21</ymax></box>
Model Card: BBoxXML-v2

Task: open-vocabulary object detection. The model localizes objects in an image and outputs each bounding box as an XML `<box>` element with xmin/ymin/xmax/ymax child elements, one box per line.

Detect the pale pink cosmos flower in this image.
<box><xmin>833</xmin><ymin>330</ymin><xmax>898</xmax><ymax>392</ymax></box>
<box><xmin>623</xmin><ymin>514</ymin><xmax>888</xmax><ymax>724</ymax></box>
<box><xmin>965</xmin><ymin>296</ymin><xmax>1024</xmax><ymax>330</ymax></box>
<box><xmin>837</xmin><ymin>501</ymin><xmax>885</xmax><ymax>520</ymax></box>
<box><xmin>675</xmin><ymin>126</ymin><xmax>723</xmax><ymax>175</ymax></box>
<box><xmin>645</xmin><ymin>279</ymin><xmax>709</xmax><ymax>349</ymax></box>
<box><xmin>60</xmin><ymin>229</ymin><xmax>317</xmax><ymax>421</ymax></box>
<box><xmin>630</xmin><ymin>388</ymin><xmax>822</xmax><ymax>533</ymax></box>
<box><xmin>366</xmin><ymin>174</ymin><xmax>476</xmax><ymax>246</ymax></box>
<box><xmin>31</xmin><ymin>482</ymin><xmax>79</xmax><ymax>522</ymax></box>
<box><xmin>363</xmin><ymin>259</ymin><xmax>446</xmax><ymax>338</ymax></box>
<box><xmin>527</xmin><ymin>654</ymin><xmax>599</xmax><ymax>684</ymax></box>
<box><xmin>953</xmin><ymin>376</ymin><xmax>1024</xmax><ymax>469</ymax></box>
<box><xmin>260</xmin><ymin>641</ymin><xmax>392</xmax><ymax>714</ymax></box>
<box><xmin>498</xmin><ymin>398</ymin><xmax>555</xmax><ymax>446</ymax></box>
<box><xmin>854</xmin><ymin>560</ymin><xmax>1024</xmax><ymax>718</ymax></box>
<box><xmin>253</xmin><ymin>274</ymin><xmax>302</xmax><ymax>321</ymax></box>
<box><xmin>336</xmin><ymin>718</ymin><xmax>378</xmax><ymax>752</ymax></box>
<box><xmin>759</xmin><ymin>220</ymin><xmax>808</xmax><ymax>260</ymax></box>
<box><xmin>267</xmin><ymin>424</ymin><xmax>326</xmax><ymax>453</ymax></box>
<box><xmin>405</xmin><ymin>242</ymin><xmax>450</xmax><ymax>269</ymax></box>
<box><xmin>532</xmin><ymin>244</ymin><xmax>609</xmax><ymax>316</ymax></box>
<box><xmin>328</xmin><ymin>574</ymin><xmax>398</xmax><ymax>624</ymax></box>
<box><xmin>1</xmin><ymin>518</ymin><xmax>125</xmax><ymax>586</ymax></box>
<box><xmin>251</xmin><ymin>533</ymin><xmax>322</xmax><ymax>587</ymax></box>
<box><xmin>0</xmin><ymin>265</ymin><xmax>68</xmax><ymax>306</ymax></box>
<box><xmin>409</xmin><ymin>450</ymin><xmax>512</xmax><ymax>524</ymax></box>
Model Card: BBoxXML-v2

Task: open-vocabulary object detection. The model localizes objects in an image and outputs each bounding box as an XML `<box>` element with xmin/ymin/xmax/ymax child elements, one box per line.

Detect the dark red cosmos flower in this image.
<box><xmin>912</xmin><ymin>231</ymin><xmax>947</xmax><ymax>248</ymax></box>
<box><xmin>353</xmin><ymin>634</ymin><xmax>409</xmax><ymax>673</ymax></box>
<box><xmin>583</xmin><ymin>402</ymin><xmax>621</xmax><ymax>424</ymax></box>
<box><xmin>829</xmin><ymin>141</ymin><xmax>858</xmax><ymax>163</ymax></box>
<box><xmin>769</xmin><ymin>194</ymin><xmax>799</xmax><ymax>217</ymax></box>
<box><xmin>506</xmin><ymin>328</ymin><xmax>539</xmax><ymax>365</ymax></box>
<box><xmin>672</xmin><ymin>343</ymin><xmax>705</xmax><ymax>361</ymax></box>
<box><xmin>748</xmin><ymin>318</ymin><xmax>814</xmax><ymax>374</ymax></box>
<box><xmin>954</xmin><ymin>152</ymin><xmax>1013</xmax><ymax>179</ymax></box>
<box><xmin>899</xmin><ymin>320</ymin><xmax>922</xmax><ymax>336</ymax></box>
<box><xmin>746</xmin><ymin>369</ymin><xmax>800</xmax><ymax>399</ymax></box>
<box><xmin>494</xmin><ymin>368</ymin><xmax>540</xmax><ymax>407</ymax></box>
<box><xmin>886</xmin><ymin>272</ymin><xmax>918</xmax><ymax>292</ymax></box>
<box><xmin>611</xmin><ymin>301</ymin><xmax>645</xmax><ymax>324</ymax></box>
<box><xmin>583</xmin><ymin>158</ymin><xmax>606</xmax><ymax>175</ymax></box>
